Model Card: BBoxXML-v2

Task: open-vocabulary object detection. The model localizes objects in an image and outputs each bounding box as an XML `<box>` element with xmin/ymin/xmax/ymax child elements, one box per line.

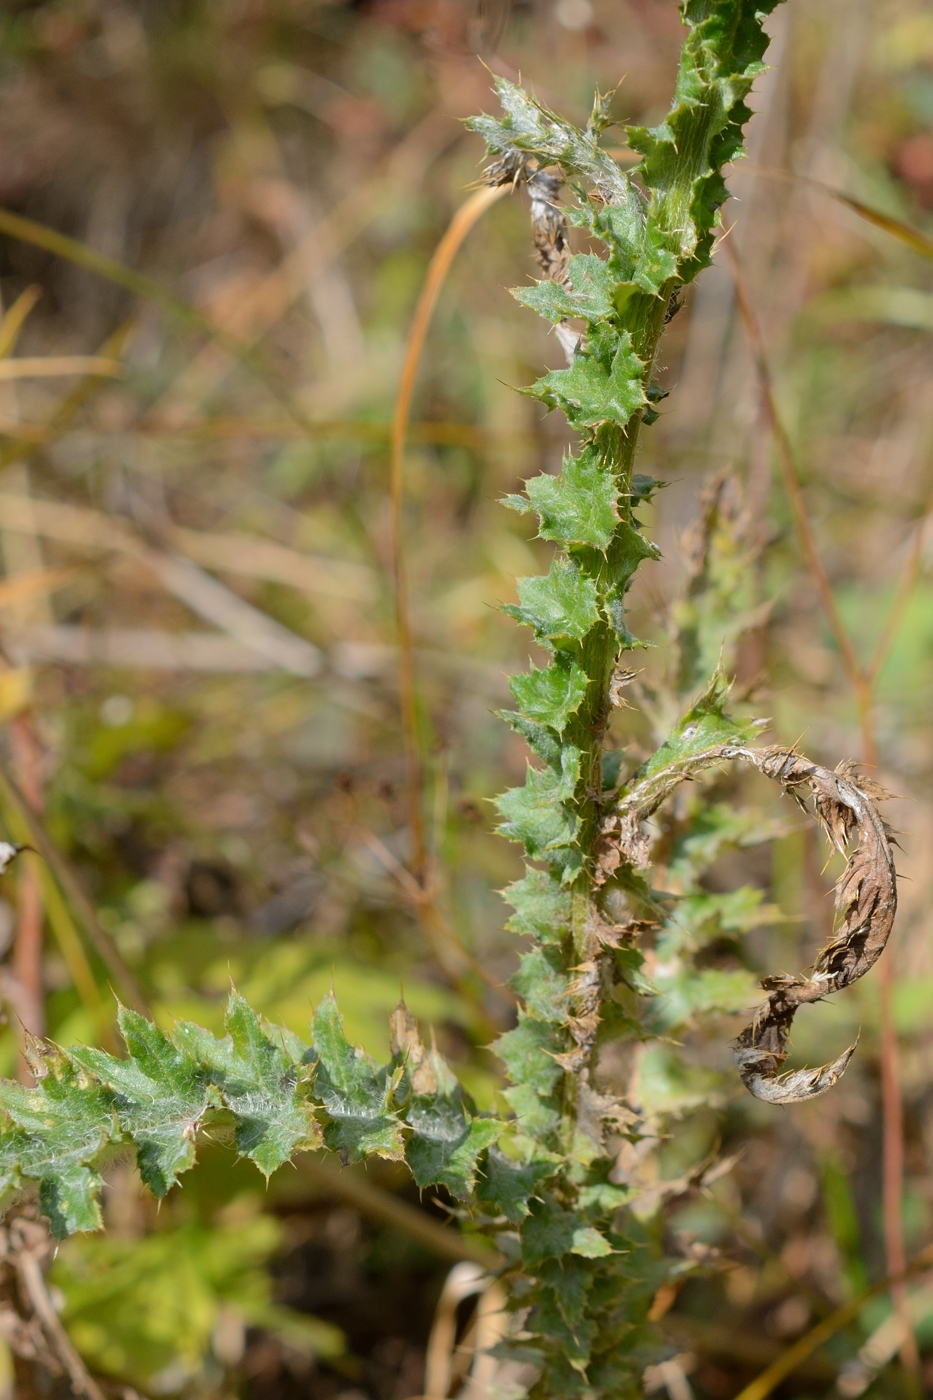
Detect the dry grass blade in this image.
<box><xmin>7</xmin><ymin>625</ymin><xmax>307</xmax><ymax>674</ymax></box>
<box><xmin>725</xmin><ymin>234</ymin><xmax>919</xmax><ymax>1371</ymax></box>
<box><xmin>421</xmin><ymin>1262</ymin><xmax>490</xmax><ymax>1400</ymax></box>
<box><xmin>0</xmin><ymin>764</ymin><xmax>147</xmax><ymax>1015</ymax></box>
<box><xmin>0</xmin><ymin>492</ymin><xmax>325</xmax><ymax>675</ymax></box>
<box><xmin>0</xmin><ymin>357</ymin><xmax>125</xmax><ymax>380</ymax></box>
<box><xmin>390</xmin><ymin>182</ymin><xmax>508</xmax><ymax>879</ymax></box>
<box><xmin>0</xmin><ymin>207</ymin><xmax>308</xmax><ymax>427</ymax></box>
<box><xmin>733</xmin><ymin>1243</ymin><xmax>933</xmax><ymax>1400</ymax></box>
<box><xmin>827</xmin><ymin>189</ymin><xmax>933</xmax><ymax>261</ymax></box>
<box><xmin>723</xmin><ymin>241</ymin><xmax>865</xmax><ymax>706</ymax></box>
<box><xmin>0</xmin><ymin>322</ymin><xmax>135</xmax><ymax>475</ymax></box>
<box><xmin>0</xmin><ymin>567</ymin><xmax>75</xmax><ymax>611</ymax></box>
<box><xmin>0</xmin><ymin>286</ymin><xmax>42</xmax><ymax>360</ymax></box>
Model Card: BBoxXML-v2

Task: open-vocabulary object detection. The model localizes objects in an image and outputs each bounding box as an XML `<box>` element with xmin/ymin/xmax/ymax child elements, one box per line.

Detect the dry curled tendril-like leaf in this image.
<box><xmin>612</xmin><ymin>744</ymin><xmax>898</xmax><ymax>1105</ymax></box>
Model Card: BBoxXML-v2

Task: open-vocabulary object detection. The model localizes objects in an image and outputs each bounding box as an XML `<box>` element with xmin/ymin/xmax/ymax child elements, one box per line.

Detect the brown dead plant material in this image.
<box><xmin>0</xmin><ymin>1203</ymin><xmax>106</xmax><ymax>1400</ymax></box>
<box><xmin>615</xmin><ymin>743</ymin><xmax>898</xmax><ymax>1104</ymax></box>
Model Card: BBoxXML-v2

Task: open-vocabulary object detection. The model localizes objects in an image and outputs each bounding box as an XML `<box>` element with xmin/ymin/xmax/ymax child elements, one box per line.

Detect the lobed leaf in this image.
<box><xmin>511</xmin><ymin>948</ymin><xmax>570</xmax><ymax>1023</ymax></box>
<box><xmin>311</xmin><ymin>993</ymin><xmax>405</xmax><ymax>1161</ymax></box>
<box><xmin>0</xmin><ymin>1046</ymin><xmax>114</xmax><ymax>1237</ymax></box>
<box><xmin>530</xmin><ymin>336</ymin><xmax>646</xmax><ymax>431</ymax></box>
<box><xmin>70</xmin><ymin>1008</ymin><xmax>210</xmax><ymax>1198</ymax></box>
<box><xmin>496</xmin><ymin>763</ymin><xmax>579</xmax><ymax>861</ymax></box>
<box><xmin>494</xmin><ymin>1014</ymin><xmax>565</xmax><ymax>1098</ymax></box>
<box><xmin>503</xmin><ymin>555</ymin><xmax>601</xmax><ymax>646</ymax></box>
<box><xmin>511</xmin><ymin>448</ymin><xmax>619</xmax><ymax>550</ymax></box>
<box><xmin>503</xmin><ymin>867</ymin><xmax>572</xmax><ymax>946</ymax></box>
<box><xmin>475</xmin><ymin>1148</ymin><xmax>554</xmax><ymax>1224</ymax></box>
<box><xmin>513</xmin><ymin>253</ymin><xmax>617</xmax><ymax>325</ymax></box>
<box><xmin>175</xmin><ymin>992</ymin><xmax>321</xmax><ymax>1178</ymax></box>
<box><xmin>509</xmin><ymin>656</ymin><xmax>589</xmax><ymax>731</ymax></box>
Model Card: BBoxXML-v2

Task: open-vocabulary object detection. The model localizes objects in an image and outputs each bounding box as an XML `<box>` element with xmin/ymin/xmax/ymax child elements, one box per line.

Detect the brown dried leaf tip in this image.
<box><xmin>612</xmin><ymin>742</ymin><xmax>898</xmax><ymax>1105</ymax></box>
<box><xmin>734</xmin><ymin>747</ymin><xmax>897</xmax><ymax>1105</ymax></box>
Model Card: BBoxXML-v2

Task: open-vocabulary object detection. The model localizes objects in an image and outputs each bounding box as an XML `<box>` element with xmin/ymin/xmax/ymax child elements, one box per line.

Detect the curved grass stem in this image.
<box><xmin>389</xmin><ymin>183</ymin><xmax>508</xmax><ymax>883</ymax></box>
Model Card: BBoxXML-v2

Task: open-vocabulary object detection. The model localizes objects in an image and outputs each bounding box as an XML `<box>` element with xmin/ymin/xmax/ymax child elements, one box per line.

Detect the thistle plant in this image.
<box><xmin>0</xmin><ymin>3</ymin><xmax>903</xmax><ymax>1397</ymax></box>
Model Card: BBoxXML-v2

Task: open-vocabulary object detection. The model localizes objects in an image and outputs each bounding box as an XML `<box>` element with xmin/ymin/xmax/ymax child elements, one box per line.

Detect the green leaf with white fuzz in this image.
<box><xmin>513</xmin><ymin>449</ymin><xmax>619</xmax><ymax>550</ymax></box>
<box><xmin>0</xmin><ymin>1046</ymin><xmax>114</xmax><ymax>1238</ymax></box>
<box><xmin>495</xmin><ymin>1014</ymin><xmax>565</xmax><ymax>1097</ymax></box>
<box><xmin>503</xmin><ymin>556</ymin><xmax>600</xmax><ymax>645</ymax></box>
<box><xmin>311</xmin><ymin>993</ymin><xmax>404</xmax><ymax>1162</ymax></box>
<box><xmin>175</xmin><ymin>992</ymin><xmax>321</xmax><ymax>1177</ymax></box>
<box><xmin>512</xmin><ymin>949</ymin><xmax>569</xmax><ymax>1023</ymax></box>
<box><xmin>504</xmin><ymin>868</ymin><xmax>572</xmax><ymax>946</ymax></box>
<box><xmin>496</xmin><ymin>764</ymin><xmax>578</xmax><ymax>860</ymax></box>
<box><xmin>70</xmin><ymin>1008</ymin><xmax>210</xmax><ymax>1198</ymax></box>
<box><xmin>509</xmin><ymin>657</ymin><xmax>589</xmax><ymax>730</ymax></box>
<box><xmin>514</xmin><ymin>254</ymin><xmax>616</xmax><ymax>325</ymax></box>
<box><xmin>530</xmin><ymin>336</ymin><xmax>646</xmax><ymax>430</ymax></box>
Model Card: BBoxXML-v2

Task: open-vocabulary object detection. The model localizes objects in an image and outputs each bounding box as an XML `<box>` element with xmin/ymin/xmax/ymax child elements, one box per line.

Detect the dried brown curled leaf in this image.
<box><xmin>613</xmin><ymin>743</ymin><xmax>898</xmax><ymax>1105</ymax></box>
<box><xmin>482</xmin><ymin>151</ymin><xmax>577</xmax><ymax>360</ymax></box>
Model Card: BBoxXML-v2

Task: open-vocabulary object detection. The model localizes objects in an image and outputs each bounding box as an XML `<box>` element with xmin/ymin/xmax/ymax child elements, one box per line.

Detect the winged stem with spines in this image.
<box><xmin>0</xmin><ymin>5</ymin><xmax>903</xmax><ymax>1398</ymax></box>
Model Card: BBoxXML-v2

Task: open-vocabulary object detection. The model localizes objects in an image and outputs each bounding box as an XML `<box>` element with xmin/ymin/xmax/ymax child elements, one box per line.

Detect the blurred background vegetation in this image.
<box><xmin>0</xmin><ymin>0</ymin><xmax>932</xmax><ymax>1396</ymax></box>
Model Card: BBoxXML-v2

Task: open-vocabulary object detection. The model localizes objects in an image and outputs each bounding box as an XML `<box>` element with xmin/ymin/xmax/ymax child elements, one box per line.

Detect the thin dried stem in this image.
<box><xmin>357</xmin><ymin>827</ymin><xmax>515</xmax><ymax>1018</ymax></box>
<box><xmin>8</xmin><ymin>718</ymin><xmax>45</xmax><ymax>1077</ymax></box>
<box><xmin>0</xmin><ymin>764</ymin><xmax>148</xmax><ymax>1015</ymax></box>
<box><xmin>865</xmin><ymin>493</ymin><xmax>933</xmax><ymax>688</ymax></box>
<box><xmin>727</xmin><ymin>238</ymin><xmax>919</xmax><ymax>1375</ymax></box>
<box><xmin>389</xmin><ymin>184</ymin><xmax>508</xmax><ymax>882</ymax></box>
<box><xmin>732</xmin><ymin>1242</ymin><xmax>933</xmax><ymax>1400</ymax></box>
<box><xmin>724</xmin><ymin>241</ymin><xmax>864</xmax><ymax>703</ymax></box>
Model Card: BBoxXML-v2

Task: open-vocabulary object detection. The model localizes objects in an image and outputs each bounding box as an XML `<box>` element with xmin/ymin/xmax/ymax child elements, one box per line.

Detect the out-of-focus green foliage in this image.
<box><xmin>52</xmin><ymin>1212</ymin><xmax>344</xmax><ymax>1394</ymax></box>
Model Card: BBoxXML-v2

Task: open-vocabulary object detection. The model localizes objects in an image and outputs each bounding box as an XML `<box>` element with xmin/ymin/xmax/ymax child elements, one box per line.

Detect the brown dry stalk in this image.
<box><xmin>616</xmin><ymin>742</ymin><xmax>897</xmax><ymax>1104</ymax></box>
<box><xmin>726</xmin><ymin>236</ymin><xmax>920</xmax><ymax>1372</ymax></box>
<box><xmin>389</xmin><ymin>182</ymin><xmax>507</xmax><ymax>881</ymax></box>
<box><xmin>9</xmin><ymin>717</ymin><xmax>45</xmax><ymax>1078</ymax></box>
<box><xmin>0</xmin><ymin>1207</ymin><xmax>106</xmax><ymax>1400</ymax></box>
<box><xmin>733</xmin><ymin>1242</ymin><xmax>933</xmax><ymax>1400</ymax></box>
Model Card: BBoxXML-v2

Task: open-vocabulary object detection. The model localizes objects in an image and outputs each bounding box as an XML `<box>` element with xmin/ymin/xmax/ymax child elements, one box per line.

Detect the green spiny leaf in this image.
<box><xmin>475</xmin><ymin>1148</ymin><xmax>554</xmax><ymax>1224</ymax></box>
<box><xmin>521</xmin><ymin>1193</ymin><xmax>576</xmax><ymax>1264</ymax></box>
<box><xmin>0</xmin><ymin>1045</ymin><xmax>114</xmax><ymax>1237</ymax></box>
<box><xmin>499</xmin><ymin>710</ymin><xmax>563</xmax><ymax>766</ymax></box>
<box><xmin>175</xmin><ymin>992</ymin><xmax>321</xmax><ymax>1178</ymax></box>
<box><xmin>407</xmin><ymin>1108</ymin><xmax>501</xmax><ymax>1200</ymax></box>
<box><xmin>495</xmin><ymin>1014</ymin><xmax>565</xmax><ymax>1097</ymax></box>
<box><xmin>70</xmin><ymin>1008</ymin><xmax>210</xmax><ymax>1198</ymax></box>
<box><xmin>512</xmin><ymin>448</ymin><xmax>619</xmax><ymax>550</ymax></box>
<box><xmin>538</xmin><ymin>1255</ymin><xmax>595</xmax><ymax>1327</ymax></box>
<box><xmin>503</xmin><ymin>1081</ymin><xmax>560</xmax><ymax>1139</ymax></box>
<box><xmin>509</xmin><ymin>656</ymin><xmax>589</xmax><ymax>731</ymax></box>
<box><xmin>496</xmin><ymin>763</ymin><xmax>579</xmax><ymax>861</ymax></box>
<box><xmin>311</xmin><ymin>993</ymin><xmax>404</xmax><ymax>1162</ymax></box>
<box><xmin>570</xmin><ymin>1226</ymin><xmax>615</xmax><ymax>1258</ymax></box>
<box><xmin>530</xmin><ymin>335</ymin><xmax>646</xmax><ymax>431</ymax></box>
<box><xmin>512</xmin><ymin>948</ymin><xmax>569</xmax><ymax>1023</ymax></box>
<box><xmin>466</xmin><ymin>76</ymin><xmax>630</xmax><ymax>199</ymax></box>
<box><xmin>513</xmin><ymin>253</ymin><xmax>616</xmax><ymax>325</ymax></box>
<box><xmin>633</xmin><ymin>669</ymin><xmax>760</xmax><ymax>784</ymax></box>
<box><xmin>503</xmin><ymin>555</ymin><xmax>600</xmax><ymax>646</ymax></box>
<box><xmin>504</xmin><ymin>867</ymin><xmax>572</xmax><ymax>946</ymax></box>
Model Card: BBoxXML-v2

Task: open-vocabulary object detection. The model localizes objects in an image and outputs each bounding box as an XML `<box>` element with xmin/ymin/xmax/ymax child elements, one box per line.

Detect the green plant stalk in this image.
<box><xmin>0</xmin><ymin>7</ymin><xmax>792</xmax><ymax>1399</ymax></box>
